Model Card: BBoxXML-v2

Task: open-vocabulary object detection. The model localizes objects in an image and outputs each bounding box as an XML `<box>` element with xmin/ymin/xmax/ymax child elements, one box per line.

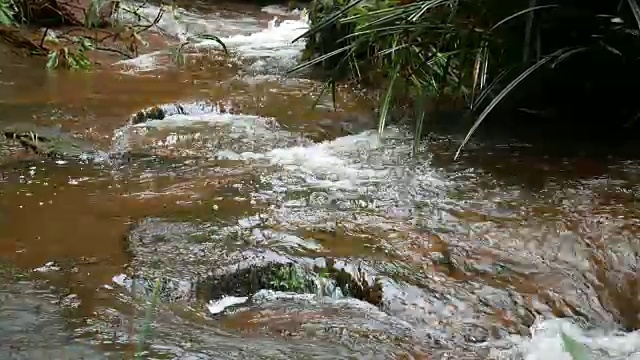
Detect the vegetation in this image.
<box><xmin>291</xmin><ymin>0</ymin><xmax>640</xmax><ymax>157</ymax></box>
<box><xmin>269</xmin><ymin>263</ymin><xmax>307</xmax><ymax>292</ymax></box>
<box><xmin>0</xmin><ymin>0</ymin><xmax>227</xmax><ymax>70</ymax></box>
<box><xmin>561</xmin><ymin>329</ymin><xmax>591</xmax><ymax>360</ymax></box>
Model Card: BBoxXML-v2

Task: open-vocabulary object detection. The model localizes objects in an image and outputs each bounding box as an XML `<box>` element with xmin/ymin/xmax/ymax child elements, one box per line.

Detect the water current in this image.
<box><xmin>1</xmin><ymin>2</ymin><xmax>640</xmax><ymax>359</ymax></box>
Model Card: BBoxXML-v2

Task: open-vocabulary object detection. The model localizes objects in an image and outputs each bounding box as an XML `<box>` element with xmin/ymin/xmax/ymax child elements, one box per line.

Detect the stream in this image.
<box><xmin>1</xmin><ymin>2</ymin><xmax>640</xmax><ymax>359</ymax></box>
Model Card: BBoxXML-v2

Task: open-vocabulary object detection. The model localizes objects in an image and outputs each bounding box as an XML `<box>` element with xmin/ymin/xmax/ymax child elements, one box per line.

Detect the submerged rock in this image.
<box><xmin>1</xmin><ymin>123</ymin><xmax>109</xmax><ymax>162</ymax></box>
<box><xmin>0</xmin><ymin>276</ymin><xmax>105</xmax><ymax>359</ymax></box>
<box><xmin>129</xmin><ymin>102</ymin><xmax>224</xmax><ymax>125</ymax></box>
<box><xmin>122</xmin><ymin>217</ymin><xmax>559</xmax><ymax>355</ymax></box>
<box><xmin>124</xmin><ymin>218</ymin><xmax>320</xmax><ymax>303</ymax></box>
<box><xmin>123</xmin><ymin>218</ymin><xmax>388</xmax><ymax>305</ymax></box>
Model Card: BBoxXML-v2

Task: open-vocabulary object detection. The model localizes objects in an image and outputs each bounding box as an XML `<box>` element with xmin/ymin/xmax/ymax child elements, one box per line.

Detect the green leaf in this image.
<box><xmin>378</xmin><ymin>62</ymin><xmax>400</xmax><ymax>136</ymax></box>
<box><xmin>560</xmin><ymin>329</ymin><xmax>590</xmax><ymax>360</ymax></box>
<box><xmin>291</xmin><ymin>0</ymin><xmax>366</xmax><ymax>44</ymax></box>
<box><xmin>626</xmin><ymin>0</ymin><xmax>640</xmax><ymax>31</ymax></box>
<box><xmin>413</xmin><ymin>88</ymin><xmax>428</xmax><ymax>156</ymax></box>
<box><xmin>46</xmin><ymin>51</ymin><xmax>59</xmax><ymax>70</ymax></box>
<box><xmin>408</xmin><ymin>0</ymin><xmax>449</xmax><ymax>23</ymax></box>
<box><xmin>454</xmin><ymin>49</ymin><xmax>572</xmax><ymax>160</ymax></box>
<box><xmin>190</xmin><ymin>34</ymin><xmax>228</xmax><ymax>54</ymax></box>
<box><xmin>490</xmin><ymin>5</ymin><xmax>558</xmax><ymax>32</ymax></box>
<box><xmin>287</xmin><ymin>44</ymin><xmax>353</xmax><ymax>75</ymax></box>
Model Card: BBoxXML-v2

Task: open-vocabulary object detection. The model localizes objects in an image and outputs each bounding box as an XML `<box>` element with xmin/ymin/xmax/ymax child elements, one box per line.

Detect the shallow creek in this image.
<box><xmin>1</xmin><ymin>2</ymin><xmax>640</xmax><ymax>359</ymax></box>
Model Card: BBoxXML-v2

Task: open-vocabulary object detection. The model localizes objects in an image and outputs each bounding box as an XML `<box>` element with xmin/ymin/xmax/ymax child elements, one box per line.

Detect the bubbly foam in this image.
<box><xmin>114</xmin><ymin>2</ymin><xmax>309</xmax><ymax>73</ymax></box>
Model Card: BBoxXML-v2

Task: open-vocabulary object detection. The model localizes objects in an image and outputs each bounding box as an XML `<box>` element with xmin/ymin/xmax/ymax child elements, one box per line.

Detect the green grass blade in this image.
<box><xmin>454</xmin><ymin>51</ymin><xmax>563</xmax><ymax>160</ymax></box>
<box><xmin>472</xmin><ymin>66</ymin><xmax>512</xmax><ymax>110</ymax></box>
<box><xmin>311</xmin><ymin>79</ymin><xmax>334</xmax><ymax>110</ymax></box>
<box><xmin>341</xmin><ymin>2</ymin><xmax>421</xmax><ymax>23</ymax></box>
<box><xmin>190</xmin><ymin>34</ymin><xmax>228</xmax><ymax>54</ymax></box>
<box><xmin>413</xmin><ymin>88</ymin><xmax>428</xmax><ymax>156</ymax></box>
<box><xmin>490</xmin><ymin>5</ymin><xmax>558</xmax><ymax>31</ymax></box>
<box><xmin>291</xmin><ymin>0</ymin><xmax>366</xmax><ymax>44</ymax></box>
<box><xmin>560</xmin><ymin>329</ymin><xmax>591</xmax><ymax>360</ymax></box>
<box><xmin>378</xmin><ymin>63</ymin><xmax>400</xmax><ymax>135</ymax></box>
<box><xmin>287</xmin><ymin>44</ymin><xmax>353</xmax><ymax>75</ymax></box>
<box><xmin>626</xmin><ymin>0</ymin><xmax>640</xmax><ymax>30</ymax></box>
<box><xmin>408</xmin><ymin>0</ymin><xmax>449</xmax><ymax>23</ymax></box>
<box><xmin>349</xmin><ymin>8</ymin><xmax>410</xmax><ymax>29</ymax></box>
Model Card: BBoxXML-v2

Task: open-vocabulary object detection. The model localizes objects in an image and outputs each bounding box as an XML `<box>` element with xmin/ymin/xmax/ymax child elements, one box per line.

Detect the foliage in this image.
<box><xmin>134</xmin><ymin>278</ymin><xmax>162</xmax><ymax>359</ymax></box>
<box><xmin>291</xmin><ymin>0</ymin><xmax>640</xmax><ymax>157</ymax></box>
<box><xmin>269</xmin><ymin>264</ymin><xmax>307</xmax><ymax>292</ymax></box>
<box><xmin>0</xmin><ymin>0</ymin><xmax>228</xmax><ymax>71</ymax></box>
<box><xmin>560</xmin><ymin>329</ymin><xmax>591</xmax><ymax>360</ymax></box>
<box><xmin>45</xmin><ymin>33</ymin><xmax>94</xmax><ymax>70</ymax></box>
<box><xmin>0</xmin><ymin>0</ymin><xmax>16</xmax><ymax>25</ymax></box>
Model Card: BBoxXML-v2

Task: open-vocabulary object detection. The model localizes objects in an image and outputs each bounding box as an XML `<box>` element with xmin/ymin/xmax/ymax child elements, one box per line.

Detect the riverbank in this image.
<box><xmin>299</xmin><ymin>0</ymin><xmax>640</xmax><ymax>158</ymax></box>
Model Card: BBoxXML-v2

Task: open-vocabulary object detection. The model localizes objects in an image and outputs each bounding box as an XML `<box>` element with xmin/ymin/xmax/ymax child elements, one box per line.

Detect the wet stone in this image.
<box><xmin>0</xmin><ymin>138</ymin><xmax>25</xmax><ymax>165</ymax></box>
<box><xmin>338</xmin><ymin>258</ymin><xmax>540</xmax><ymax>344</ymax></box>
<box><xmin>0</xmin><ymin>280</ymin><xmax>105</xmax><ymax>359</ymax></box>
<box><xmin>1</xmin><ymin>123</ymin><xmax>108</xmax><ymax>162</ymax></box>
<box><xmin>314</xmin><ymin>113</ymin><xmax>376</xmax><ymax>140</ymax></box>
<box><xmin>446</xmin><ymin>240</ymin><xmax>619</xmax><ymax>330</ymax></box>
<box><xmin>124</xmin><ymin>218</ymin><xmax>324</xmax><ymax>303</ymax></box>
<box><xmin>123</xmin><ymin>218</ymin><xmax>539</xmax><ymax>353</ymax></box>
<box><xmin>218</xmin><ymin>290</ymin><xmax>431</xmax><ymax>357</ymax></box>
<box><xmin>129</xmin><ymin>101</ymin><xmax>224</xmax><ymax>125</ymax></box>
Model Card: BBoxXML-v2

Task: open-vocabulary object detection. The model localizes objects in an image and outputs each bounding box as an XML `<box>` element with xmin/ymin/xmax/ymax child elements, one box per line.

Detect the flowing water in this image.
<box><xmin>1</xmin><ymin>2</ymin><xmax>640</xmax><ymax>359</ymax></box>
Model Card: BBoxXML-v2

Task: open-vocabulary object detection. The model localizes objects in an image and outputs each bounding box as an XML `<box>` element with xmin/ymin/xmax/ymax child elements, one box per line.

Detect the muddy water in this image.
<box><xmin>1</xmin><ymin>2</ymin><xmax>640</xmax><ymax>360</ymax></box>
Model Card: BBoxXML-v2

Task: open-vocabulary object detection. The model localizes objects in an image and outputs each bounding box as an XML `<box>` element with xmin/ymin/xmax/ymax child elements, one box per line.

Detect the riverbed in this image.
<box><xmin>0</xmin><ymin>2</ymin><xmax>640</xmax><ymax>359</ymax></box>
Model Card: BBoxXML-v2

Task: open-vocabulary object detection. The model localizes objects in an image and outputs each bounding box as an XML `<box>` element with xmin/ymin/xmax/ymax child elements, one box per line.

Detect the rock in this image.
<box><xmin>129</xmin><ymin>102</ymin><xmax>223</xmax><ymax>125</ymax></box>
<box><xmin>123</xmin><ymin>218</ymin><xmax>318</xmax><ymax>303</ymax></box>
<box><xmin>314</xmin><ymin>112</ymin><xmax>376</xmax><ymax>141</ymax></box>
<box><xmin>1</xmin><ymin>123</ymin><xmax>109</xmax><ymax>162</ymax></box>
<box><xmin>123</xmin><ymin>218</ymin><xmax>388</xmax><ymax>305</ymax></box>
<box><xmin>122</xmin><ymin>217</ymin><xmax>546</xmax><ymax>355</ymax></box>
<box><xmin>197</xmin><ymin>248</ymin><xmax>321</xmax><ymax>300</ymax></box>
<box><xmin>0</xmin><ymin>277</ymin><xmax>105</xmax><ymax>358</ymax></box>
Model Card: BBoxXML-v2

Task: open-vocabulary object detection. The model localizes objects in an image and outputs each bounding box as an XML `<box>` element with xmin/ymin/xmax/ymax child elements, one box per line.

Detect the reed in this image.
<box><xmin>291</xmin><ymin>0</ymin><xmax>640</xmax><ymax>157</ymax></box>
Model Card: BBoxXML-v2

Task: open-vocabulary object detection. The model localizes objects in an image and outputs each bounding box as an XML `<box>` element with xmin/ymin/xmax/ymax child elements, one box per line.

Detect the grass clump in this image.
<box><xmin>291</xmin><ymin>0</ymin><xmax>640</xmax><ymax>157</ymax></box>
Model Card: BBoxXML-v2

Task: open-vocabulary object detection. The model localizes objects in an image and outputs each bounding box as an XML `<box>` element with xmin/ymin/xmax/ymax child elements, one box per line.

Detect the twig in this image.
<box><xmin>39</xmin><ymin>27</ymin><xmax>49</xmax><ymax>47</ymax></box>
<box><xmin>94</xmin><ymin>45</ymin><xmax>133</xmax><ymax>58</ymax></box>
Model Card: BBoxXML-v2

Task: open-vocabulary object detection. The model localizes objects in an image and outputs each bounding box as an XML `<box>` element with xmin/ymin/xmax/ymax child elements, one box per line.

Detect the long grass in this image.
<box><xmin>290</xmin><ymin>0</ymin><xmax>640</xmax><ymax>158</ymax></box>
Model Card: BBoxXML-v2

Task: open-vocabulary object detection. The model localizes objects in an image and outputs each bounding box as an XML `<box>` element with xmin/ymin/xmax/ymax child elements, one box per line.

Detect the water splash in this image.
<box><xmin>487</xmin><ymin>318</ymin><xmax>640</xmax><ymax>359</ymax></box>
<box><xmin>114</xmin><ymin>2</ymin><xmax>309</xmax><ymax>73</ymax></box>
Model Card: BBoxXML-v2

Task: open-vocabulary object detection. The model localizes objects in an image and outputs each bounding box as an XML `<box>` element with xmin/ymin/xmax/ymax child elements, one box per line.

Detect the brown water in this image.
<box><xmin>2</xmin><ymin>2</ymin><xmax>640</xmax><ymax>360</ymax></box>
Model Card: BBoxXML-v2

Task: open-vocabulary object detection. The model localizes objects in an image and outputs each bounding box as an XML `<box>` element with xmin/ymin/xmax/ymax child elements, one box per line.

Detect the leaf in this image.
<box><xmin>551</xmin><ymin>47</ymin><xmax>587</xmax><ymax>68</ymax></box>
<box><xmin>408</xmin><ymin>0</ymin><xmax>449</xmax><ymax>23</ymax></box>
<box><xmin>46</xmin><ymin>51</ymin><xmax>59</xmax><ymax>70</ymax></box>
<box><xmin>454</xmin><ymin>49</ymin><xmax>572</xmax><ymax>160</ymax></box>
<box><xmin>378</xmin><ymin>62</ymin><xmax>400</xmax><ymax>136</ymax></box>
<box><xmin>490</xmin><ymin>5</ymin><xmax>558</xmax><ymax>31</ymax></box>
<box><xmin>560</xmin><ymin>329</ymin><xmax>591</xmax><ymax>360</ymax></box>
<box><xmin>626</xmin><ymin>0</ymin><xmax>640</xmax><ymax>31</ymax></box>
<box><xmin>311</xmin><ymin>79</ymin><xmax>334</xmax><ymax>110</ymax></box>
<box><xmin>291</xmin><ymin>0</ymin><xmax>366</xmax><ymax>44</ymax></box>
<box><xmin>0</xmin><ymin>2</ymin><xmax>14</xmax><ymax>26</ymax></box>
<box><xmin>413</xmin><ymin>88</ymin><xmax>428</xmax><ymax>156</ymax></box>
<box><xmin>287</xmin><ymin>44</ymin><xmax>353</xmax><ymax>75</ymax></box>
<box><xmin>190</xmin><ymin>34</ymin><xmax>228</xmax><ymax>54</ymax></box>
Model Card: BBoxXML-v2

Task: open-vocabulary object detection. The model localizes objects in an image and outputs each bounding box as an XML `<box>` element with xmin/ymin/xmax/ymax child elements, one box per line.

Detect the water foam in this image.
<box><xmin>114</xmin><ymin>2</ymin><xmax>309</xmax><ymax>73</ymax></box>
<box><xmin>111</xmin><ymin>5</ymin><xmax>640</xmax><ymax>358</ymax></box>
<box><xmin>486</xmin><ymin>318</ymin><xmax>640</xmax><ymax>359</ymax></box>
